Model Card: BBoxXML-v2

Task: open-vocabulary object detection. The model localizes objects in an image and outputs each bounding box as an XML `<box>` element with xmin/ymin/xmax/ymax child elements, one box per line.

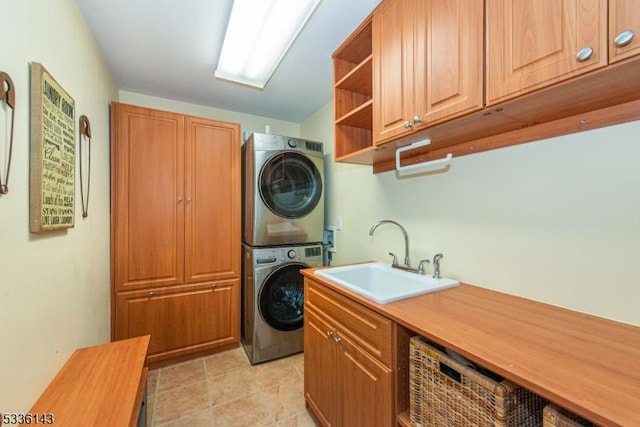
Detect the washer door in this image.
<box><xmin>259</xmin><ymin>152</ymin><xmax>322</xmax><ymax>219</ymax></box>
<box><xmin>258</xmin><ymin>262</ymin><xmax>307</xmax><ymax>331</ymax></box>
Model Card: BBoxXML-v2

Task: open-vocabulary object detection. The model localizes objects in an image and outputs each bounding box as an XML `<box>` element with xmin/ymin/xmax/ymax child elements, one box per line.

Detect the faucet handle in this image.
<box><xmin>432</xmin><ymin>253</ymin><xmax>444</xmax><ymax>279</ymax></box>
<box><xmin>417</xmin><ymin>259</ymin><xmax>430</xmax><ymax>275</ymax></box>
<box><xmin>388</xmin><ymin>252</ymin><xmax>398</xmax><ymax>266</ymax></box>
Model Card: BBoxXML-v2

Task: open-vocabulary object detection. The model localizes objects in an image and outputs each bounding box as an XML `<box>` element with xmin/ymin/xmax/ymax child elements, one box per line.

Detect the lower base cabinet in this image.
<box><xmin>115</xmin><ymin>279</ymin><xmax>239</xmax><ymax>364</ymax></box>
<box><xmin>304</xmin><ymin>278</ymin><xmax>393</xmax><ymax>427</ymax></box>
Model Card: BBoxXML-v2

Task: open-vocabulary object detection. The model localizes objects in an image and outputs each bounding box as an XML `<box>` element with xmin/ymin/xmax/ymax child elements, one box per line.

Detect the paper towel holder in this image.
<box><xmin>395</xmin><ymin>139</ymin><xmax>452</xmax><ymax>176</ymax></box>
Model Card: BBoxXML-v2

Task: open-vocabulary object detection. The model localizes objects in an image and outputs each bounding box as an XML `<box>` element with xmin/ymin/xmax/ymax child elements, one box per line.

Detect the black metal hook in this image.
<box><xmin>0</xmin><ymin>71</ymin><xmax>16</xmax><ymax>195</ymax></box>
<box><xmin>0</xmin><ymin>72</ymin><xmax>15</xmax><ymax>109</ymax></box>
<box><xmin>80</xmin><ymin>114</ymin><xmax>91</xmax><ymax>139</ymax></box>
<box><xmin>79</xmin><ymin>115</ymin><xmax>92</xmax><ymax>217</ymax></box>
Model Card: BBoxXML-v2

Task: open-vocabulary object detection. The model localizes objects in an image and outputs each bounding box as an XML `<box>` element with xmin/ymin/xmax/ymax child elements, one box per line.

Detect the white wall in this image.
<box><xmin>119</xmin><ymin>91</ymin><xmax>301</xmax><ymax>140</ymax></box>
<box><xmin>0</xmin><ymin>0</ymin><xmax>118</xmax><ymax>411</ymax></box>
<box><xmin>302</xmin><ymin>102</ymin><xmax>640</xmax><ymax>327</ymax></box>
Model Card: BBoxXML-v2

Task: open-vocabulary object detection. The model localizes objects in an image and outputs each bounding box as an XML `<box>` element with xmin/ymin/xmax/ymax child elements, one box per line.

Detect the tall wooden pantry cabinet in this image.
<box><xmin>110</xmin><ymin>102</ymin><xmax>241</xmax><ymax>364</ymax></box>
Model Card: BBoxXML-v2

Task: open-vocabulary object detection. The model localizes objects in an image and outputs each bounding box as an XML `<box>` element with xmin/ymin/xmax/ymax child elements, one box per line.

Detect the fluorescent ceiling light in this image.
<box><xmin>215</xmin><ymin>0</ymin><xmax>322</xmax><ymax>89</ymax></box>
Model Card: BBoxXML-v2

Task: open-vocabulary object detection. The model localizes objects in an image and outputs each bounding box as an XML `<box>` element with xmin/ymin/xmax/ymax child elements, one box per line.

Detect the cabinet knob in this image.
<box><xmin>413</xmin><ymin>115</ymin><xmax>423</xmax><ymax>124</ymax></box>
<box><xmin>211</xmin><ymin>283</ymin><xmax>217</xmax><ymax>289</ymax></box>
<box><xmin>148</xmin><ymin>291</ymin><xmax>154</xmax><ymax>297</ymax></box>
<box><xmin>326</xmin><ymin>330</ymin><xmax>333</xmax><ymax>338</ymax></box>
<box><xmin>187</xmin><ymin>198</ymin><xmax>192</xmax><ymax>204</ymax></box>
<box><xmin>575</xmin><ymin>47</ymin><xmax>593</xmax><ymax>62</ymax></box>
<box><xmin>403</xmin><ymin>121</ymin><xmax>413</xmax><ymax>129</ymax></box>
<box><xmin>334</xmin><ymin>336</ymin><xmax>341</xmax><ymax>344</ymax></box>
<box><xmin>614</xmin><ymin>30</ymin><xmax>635</xmax><ymax>48</ymax></box>
<box><xmin>177</xmin><ymin>197</ymin><xmax>183</xmax><ymax>203</ymax></box>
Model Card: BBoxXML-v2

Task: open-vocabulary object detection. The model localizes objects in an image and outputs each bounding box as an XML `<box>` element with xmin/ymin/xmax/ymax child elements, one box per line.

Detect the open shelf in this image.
<box><xmin>333</xmin><ymin>16</ymin><xmax>373</xmax><ymax>160</ymax></box>
<box><xmin>336</xmin><ymin>100</ymin><xmax>372</xmax><ymax>129</ymax></box>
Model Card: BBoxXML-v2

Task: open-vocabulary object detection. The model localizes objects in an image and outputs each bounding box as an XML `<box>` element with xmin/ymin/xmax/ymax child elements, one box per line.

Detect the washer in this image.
<box><xmin>242</xmin><ymin>243</ymin><xmax>323</xmax><ymax>364</ymax></box>
<box><xmin>243</xmin><ymin>132</ymin><xmax>324</xmax><ymax>246</ymax></box>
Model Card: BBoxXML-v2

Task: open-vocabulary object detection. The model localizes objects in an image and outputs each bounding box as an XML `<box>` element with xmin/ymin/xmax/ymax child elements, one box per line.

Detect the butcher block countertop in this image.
<box><xmin>28</xmin><ymin>335</ymin><xmax>149</xmax><ymax>427</ymax></box>
<box><xmin>302</xmin><ymin>268</ymin><xmax>640</xmax><ymax>427</ymax></box>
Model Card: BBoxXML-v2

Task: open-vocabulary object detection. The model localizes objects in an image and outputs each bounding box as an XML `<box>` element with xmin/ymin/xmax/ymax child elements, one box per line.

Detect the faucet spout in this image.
<box><xmin>369</xmin><ymin>220</ymin><xmax>411</xmax><ymax>267</ymax></box>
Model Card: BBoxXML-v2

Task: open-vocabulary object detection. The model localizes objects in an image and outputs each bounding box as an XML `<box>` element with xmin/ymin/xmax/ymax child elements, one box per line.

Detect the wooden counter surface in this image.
<box><xmin>28</xmin><ymin>335</ymin><xmax>150</xmax><ymax>427</ymax></box>
<box><xmin>302</xmin><ymin>268</ymin><xmax>640</xmax><ymax>427</ymax></box>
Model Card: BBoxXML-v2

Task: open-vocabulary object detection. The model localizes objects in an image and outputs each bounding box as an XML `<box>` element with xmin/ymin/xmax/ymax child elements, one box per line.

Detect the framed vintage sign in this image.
<box><xmin>29</xmin><ymin>62</ymin><xmax>76</xmax><ymax>232</ymax></box>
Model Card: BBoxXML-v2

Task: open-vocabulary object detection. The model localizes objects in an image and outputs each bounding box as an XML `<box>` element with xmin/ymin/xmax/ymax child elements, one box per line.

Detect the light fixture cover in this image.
<box><xmin>215</xmin><ymin>0</ymin><xmax>322</xmax><ymax>89</ymax></box>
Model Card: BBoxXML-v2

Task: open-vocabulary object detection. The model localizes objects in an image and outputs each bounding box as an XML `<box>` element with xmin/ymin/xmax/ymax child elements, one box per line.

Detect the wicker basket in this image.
<box><xmin>543</xmin><ymin>404</ymin><xmax>596</xmax><ymax>427</ymax></box>
<box><xmin>409</xmin><ymin>336</ymin><xmax>546</xmax><ymax>427</ymax></box>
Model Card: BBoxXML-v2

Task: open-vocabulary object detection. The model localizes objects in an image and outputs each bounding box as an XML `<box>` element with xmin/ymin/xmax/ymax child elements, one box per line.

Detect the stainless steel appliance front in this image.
<box><xmin>241</xmin><ymin>243</ymin><xmax>323</xmax><ymax>364</ymax></box>
<box><xmin>243</xmin><ymin>133</ymin><xmax>324</xmax><ymax>246</ymax></box>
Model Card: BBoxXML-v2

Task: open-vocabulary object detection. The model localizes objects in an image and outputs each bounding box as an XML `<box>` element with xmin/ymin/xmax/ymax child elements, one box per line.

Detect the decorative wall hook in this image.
<box><xmin>79</xmin><ymin>115</ymin><xmax>92</xmax><ymax>217</ymax></box>
<box><xmin>0</xmin><ymin>71</ymin><xmax>16</xmax><ymax>195</ymax></box>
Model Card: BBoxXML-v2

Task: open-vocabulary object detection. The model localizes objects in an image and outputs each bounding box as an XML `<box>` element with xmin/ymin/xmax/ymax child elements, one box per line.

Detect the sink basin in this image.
<box><xmin>314</xmin><ymin>262</ymin><xmax>459</xmax><ymax>304</ymax></box>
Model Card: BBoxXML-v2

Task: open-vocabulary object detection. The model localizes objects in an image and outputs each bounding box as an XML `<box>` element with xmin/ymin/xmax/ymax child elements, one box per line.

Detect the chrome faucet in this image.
<box><xmin>369</xmin><ymin>220</ymin><xmax>411</xmax><ymax>267</ymax></box>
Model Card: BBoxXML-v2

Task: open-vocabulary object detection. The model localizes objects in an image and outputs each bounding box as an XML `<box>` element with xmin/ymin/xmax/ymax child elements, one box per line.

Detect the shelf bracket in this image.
<box><xmin>395</xmin><ymin>139</ymin><xmax>453</xmax><ymax>175</ymax></box>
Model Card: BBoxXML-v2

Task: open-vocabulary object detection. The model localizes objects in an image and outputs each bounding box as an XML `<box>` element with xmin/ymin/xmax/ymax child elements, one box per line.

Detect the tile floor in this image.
<box><xmin>146</xmin><ymin>348</ymin><xmax>318</xmax><ymax>427</ymax></box>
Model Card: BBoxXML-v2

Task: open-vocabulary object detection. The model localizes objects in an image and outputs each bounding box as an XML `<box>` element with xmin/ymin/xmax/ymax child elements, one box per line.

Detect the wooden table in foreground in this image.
<box><xmin>27</xmin><ymin>335</ymin><xmax>150</xmax><ymax>427</ymax></box>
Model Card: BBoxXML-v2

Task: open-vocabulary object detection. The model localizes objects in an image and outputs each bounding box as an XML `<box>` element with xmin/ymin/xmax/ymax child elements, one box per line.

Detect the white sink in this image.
<box><xmin>314</xmin><ymin>262</ymin><xmax>459</xmax><ymax>304</ymax></box>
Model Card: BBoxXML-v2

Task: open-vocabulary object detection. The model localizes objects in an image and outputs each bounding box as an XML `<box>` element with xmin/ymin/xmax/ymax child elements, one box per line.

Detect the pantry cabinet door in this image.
<box><xmin>112</xmin><ymin>103</ymin><xmax>185</xmax><ymax>292</ymax></box>
<box><xmin>486</xmin><ymin>0</ymin><xmax>607</xmax><ymax>105</ymax></box>
<box><xmin>183</xmin><ymin>116</ymin><xmax>240</xmax><ymax>284</ymax></box>
<box><xmin>609</xmin><ymin>0</ymin><xmax>640</xmax><ymax>63</ymax></box>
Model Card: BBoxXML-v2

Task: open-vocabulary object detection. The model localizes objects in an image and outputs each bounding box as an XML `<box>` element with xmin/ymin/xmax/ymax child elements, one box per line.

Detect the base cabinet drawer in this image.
<box><xmin>115</xmin><ymin>280</ymin><xmax>239</xmax><ymax>364</ymax></box>
<box><xmin>305</xmin><ymin>277</ymin><xmax>393</xmax><ymax>366</ymax></box>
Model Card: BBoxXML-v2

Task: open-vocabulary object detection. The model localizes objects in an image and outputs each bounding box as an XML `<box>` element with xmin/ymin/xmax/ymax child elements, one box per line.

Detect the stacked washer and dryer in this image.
<box><xmin>241</xmin><ymin>133</ymin><xmax>325</xmax><ymax>364</ymax></box>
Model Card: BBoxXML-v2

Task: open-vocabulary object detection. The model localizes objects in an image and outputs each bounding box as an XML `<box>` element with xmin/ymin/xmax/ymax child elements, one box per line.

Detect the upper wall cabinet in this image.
<box><xmin>486</xmin><ymin>0</ymin><xmax>608</xmax><ymax>105</ymax></box>
<box><xmin>609</xmin><ymin>0</ymin><xmax>640</xmax><ymax>63</ymax></box>
<box><xmin>373</xmin><ymin>0</ymin><xmax>483</xmax><ymax>144</ymax></box>
<box><xmin>333</xmin><ymin>0</ymin><xmax>640</xmax><ymax>173</ymax></box>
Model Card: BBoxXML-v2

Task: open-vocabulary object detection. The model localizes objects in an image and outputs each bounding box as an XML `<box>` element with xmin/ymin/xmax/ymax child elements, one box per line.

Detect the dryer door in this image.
<box><xmin>259</xmin><ymin>152</ymin><xmax>322</xmax><ymax>219</ymax></box>
<box><xmin>258</xmin><ymin>262</ymin><xmax>307</xmax><ymax>331</ymax></box>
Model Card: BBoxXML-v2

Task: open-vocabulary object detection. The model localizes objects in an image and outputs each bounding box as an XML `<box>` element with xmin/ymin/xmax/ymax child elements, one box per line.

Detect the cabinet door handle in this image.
<box><xmin>334</xmin><ymin>336</ymin><xmax>341</xmax><ymax>344</ymax></box>
<box><xmin>575</xmin><ymin>47</ymin><xmax>593</xmax><ymax>62</ymax></box>
<box><xmin>326</xmin><ymin>330</ymin><xmax>333</xmax><ymax>338</ymax></box>
<box><xmin>614</xmin><ymin>30</ymin><xmax>635</xmax><ymax>48</ymax></box>
<box><xmin>413</xmin><ymin>115</ymin><xmax>423</xmax><ymax>124</ymax></box>
<box><xmin>403</xmin><ymin>121</ymin><xmax>413</xmax><ymax>129</ymax></box>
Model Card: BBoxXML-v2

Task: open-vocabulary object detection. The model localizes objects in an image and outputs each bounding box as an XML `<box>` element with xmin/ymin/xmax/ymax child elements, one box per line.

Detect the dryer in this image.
<box><xmin>242</xmin><ymin>243</ymin><xmax>323</xmax><ymax>364</ymax></box>
<box><xmin>242</xmin><ymin>133</ymin><xmax>324</xmax><ymax>246</ymax></box>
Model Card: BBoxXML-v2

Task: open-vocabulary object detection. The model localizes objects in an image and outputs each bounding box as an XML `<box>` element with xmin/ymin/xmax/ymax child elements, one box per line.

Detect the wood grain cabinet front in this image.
<box><xmin>304</xmin><ymin>278</ymin><xmax>393</xmax><ymax>427</ymax></box>
<box><xmin>115</xmin><ymin>280</ymin><xmax>239</xmax><ymax>364</ymax></box>
<box><xmin>373</xmin><ymin>0</ymin><xmax>484</xmax><ymax>144</ymax></box>
<box><xmin>486</xmin><ymin>0</ymin><xmax>608</xmax><ymax>105</ymax></box>
<box><xmin>111</xmin><ymin>102</ymin><xmax>240</xmax><ymax>364</ymax></box>
<box><xmin>609</xmin><ymin>0</ymin><xmax>640</xmax><ymax>63</ymax></box>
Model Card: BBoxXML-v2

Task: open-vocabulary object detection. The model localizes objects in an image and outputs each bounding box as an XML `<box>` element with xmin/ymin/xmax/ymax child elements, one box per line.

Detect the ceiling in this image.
<box><xmin>76</xmin><ymin>0</ymin><xmax>380</xmax><ymax>123</ymax></box>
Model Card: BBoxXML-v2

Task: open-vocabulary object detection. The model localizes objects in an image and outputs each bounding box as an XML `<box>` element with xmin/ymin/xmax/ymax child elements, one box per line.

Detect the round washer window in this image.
<box><xmin>259</xmin><ymin>263</ymin><xmax>306</xmax><ymax>331</ymax></box>
<box><xmin>259</xmin><ymin>152</ymin><xmax>322</xmax><ymax>218</ymax></box>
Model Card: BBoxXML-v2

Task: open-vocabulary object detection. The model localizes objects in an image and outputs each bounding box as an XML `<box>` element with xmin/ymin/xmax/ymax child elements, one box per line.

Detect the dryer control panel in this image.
<box><xmin>252</xmin><ymin>244</ymin><xmax>323</xmax><ymax>267</ymax></box>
